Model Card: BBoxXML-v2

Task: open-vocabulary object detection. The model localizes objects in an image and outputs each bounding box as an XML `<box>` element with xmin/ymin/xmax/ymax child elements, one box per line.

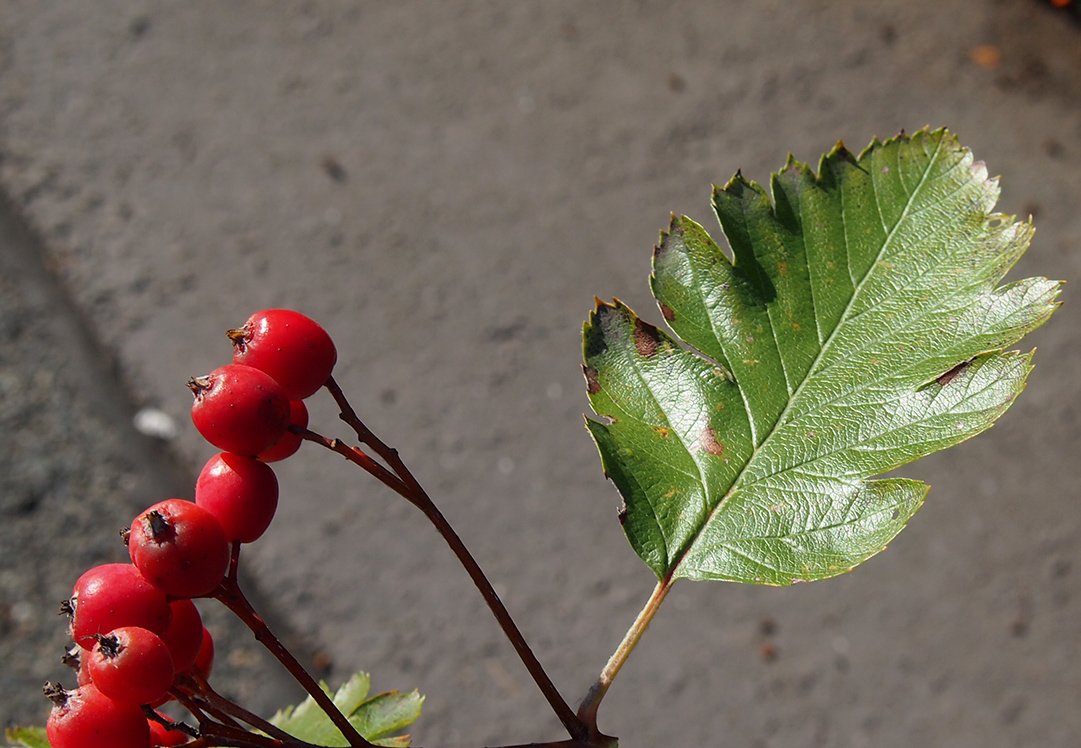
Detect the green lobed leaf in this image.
<box><xmin>584</xmin><ymin>128</ymin><xmax>1061</xmax><ymax>586</ymax></box>
<box><xmin>269</xmin><ymin>672</ymin><xmax>423</xmax><ymax>747</ymax></box>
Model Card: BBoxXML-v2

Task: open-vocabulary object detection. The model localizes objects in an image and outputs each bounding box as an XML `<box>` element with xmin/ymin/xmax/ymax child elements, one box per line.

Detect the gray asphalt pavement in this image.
<box><xmin>2</xmin><ymin>3</ymin><xmax>1080</xmax><ymax>747</ymax></box>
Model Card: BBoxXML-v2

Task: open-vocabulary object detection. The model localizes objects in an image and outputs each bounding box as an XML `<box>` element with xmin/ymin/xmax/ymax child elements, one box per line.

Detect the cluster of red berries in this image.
<box><xmin>46</xmin><ymin>310</ymin><xmax>337</xmax><ymax>748</ymax></box>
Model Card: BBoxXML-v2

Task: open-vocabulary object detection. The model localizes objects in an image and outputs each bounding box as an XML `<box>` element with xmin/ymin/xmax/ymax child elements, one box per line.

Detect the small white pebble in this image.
<box><xmin>133</xmin><ymin>407</ymin><xmax>178</xmax><ymax>440</ymax></box>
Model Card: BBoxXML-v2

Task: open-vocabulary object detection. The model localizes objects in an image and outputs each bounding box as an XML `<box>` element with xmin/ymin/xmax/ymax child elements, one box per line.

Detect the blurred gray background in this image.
<box><xmin>2</xmin><ymin>2</ymin><xmax>1079</xmax><ymax>747</ymax></box>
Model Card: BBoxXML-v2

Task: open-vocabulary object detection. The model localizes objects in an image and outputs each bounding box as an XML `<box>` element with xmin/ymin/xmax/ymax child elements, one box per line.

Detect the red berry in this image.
<box><xmin>77</xmin><ymin>652</ymin><xmax>92</xmax><ymax>686</ymax></box>
<box><xmin>159</xmin><ymin>599</ymin><xmax>204</xmax><ymax>672</ymax></box>
<box><xmin>190</xmin><ymin>626</ymin><xmax>214</xmax><ymax>680</ymax></box>
<box><xmin>128</xmin><ymin>499</ymin><xmax>231</xmax><ymax>598</ymax></box>
<box><xmin>258</xmin><ymin>398</ymin><xmax>309</xmax><ymax>462</ymax></box>
<box><xmin>196</xmin><ymin>452</ymin><xmax>279</xmax><ymax>543</ymax></box>
<box><xmin>189</xmin><ymin>364</ymin><xmax>290</xmax><ymax>456</ymax></box>
<box><xmin>69</xmin><ymin>564</ymin><xmax>171</xmax><ymax>650</ymax></box>
<box><xmin>86</xmin><ymin>627</ymin><xmax>175</xmax><ymax>705</ymax></box>
<box><xmin>229</xmin><ymin>309</ymin><xmax>337</xmax><ymax>399</ymax></box>
<box><xmin>46</xmin><ymin>683</ymin><xmax>149</xmax><ymax>748</ymax></box>
<box><xmin>148</xmin><ymin>715</ymin><xmax>190</xmax><ymax>746</ymax></box>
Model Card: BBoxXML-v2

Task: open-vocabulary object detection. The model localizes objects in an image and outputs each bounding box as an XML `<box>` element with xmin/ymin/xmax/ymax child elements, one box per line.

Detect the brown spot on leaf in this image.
<box><xmin>700</xmin><ymin>427</ymin><xmax>725</xmax><ymax>456</ymax></box>
<box><xmin>633</xmin><ymin>318</ymin><xmax>660</xmax><ymax>358</ymax></box>
<box><xmin>653</xmin><ymin>426</ymin><xmax>671</xmax><ymax>438</ymax></box>
<box><xmin>937</xmin><ymin>360</ymin><xmax>972</xmax><ymax>387</ymax></box>
<box><xmin>583</xmin><ymin>365</ymin><xmax>601</xmax><ymax>395</ymax></box>
<box><xmin>660</xmin><ymin>303</ymin><xmax>676</xmax><ymax>321</ymax></box>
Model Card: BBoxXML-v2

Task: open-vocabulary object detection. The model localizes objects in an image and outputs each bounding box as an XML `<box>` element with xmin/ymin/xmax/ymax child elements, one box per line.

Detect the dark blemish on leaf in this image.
<box><xmin>653</xmin><ymin>426</ymin><xmax>671</xmax><ymax>438</ymax></box>
<box><xmin>583</xmin><ymin>365</ymin><xmax>601</xmax><ymax>394</ymax></box>
<box><xmin>583</xmin><ymin>315</ymin><xmax>609</xmax><ymax>358</ymax></box>
<box><xmin>700</xmin><ymin>427</ymin><xmax>725</xmax><ymax>456</ymax></box>
<box><xmin>617</xmin><ymin>504</ymin><xmax>628</xmax><ymax>525</ymax></box>
<box><xmin>633</xmin><ymin>318</ymin><xmax>660</xmax><ymax>358</ymax></box>
<box><xmin>937</xmin><ymin>359</ymin><xmax>972</xmax><ymax>387</ymax></box>
<box><xmin>891</xmin><ymin>509</ymin><xmax>900</xmax><ymax>521</ymax></box>
<box><xmin>660</xmin><ymin>303</ymin><xmax>676</xmax><ymax>321</ymax></box>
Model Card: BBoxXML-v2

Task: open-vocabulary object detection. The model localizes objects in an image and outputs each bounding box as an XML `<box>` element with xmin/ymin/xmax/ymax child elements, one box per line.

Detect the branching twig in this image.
<box><xmin>212</xmin><ymin>575</ymin><xmax>375</xmax><ymax>748</ymax></box>
<box><xmin>178</xmin><ymin>671</ymin><xmax>298</xmax><ymax>744</ymax></box>
<box><xmin>295</xmin><ymin>377</ymin><xmax>591</xmax><ymax>743</ymax></box>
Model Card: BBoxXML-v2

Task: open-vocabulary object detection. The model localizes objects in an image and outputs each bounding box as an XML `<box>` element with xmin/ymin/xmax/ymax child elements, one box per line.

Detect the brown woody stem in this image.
<box><xmin>213</xmin><ymin>575</ymin><xmax>374</xmax><ymax>748</ymax></box>
<box><xmin>179</xmin><ymin>671</ymin><xmax>298</xmax><ymax>743</ymax></box>
<box><xmin>296</xmin><ymin>377</ymin><xmax>592</xmax><ymax>743</ymax></box>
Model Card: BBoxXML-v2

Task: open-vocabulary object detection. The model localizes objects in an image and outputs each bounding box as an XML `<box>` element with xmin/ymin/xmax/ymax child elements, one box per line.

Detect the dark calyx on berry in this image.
<box><xmin>94</xmin><ymin>633</ymin><xmax>122</xmax><ymax>659</ymax></box>
<box><xmin>146</xmin><ymin>510</ymin><xmax>175</xmax><ymax>542</ymax></box>
<box><xmin>43</xmin><ymin>681</ymin><xmax>68</xmax><ymax>707</ymax></box>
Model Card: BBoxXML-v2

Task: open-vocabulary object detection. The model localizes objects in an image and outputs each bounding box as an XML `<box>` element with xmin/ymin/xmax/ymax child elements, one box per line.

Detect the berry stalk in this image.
<box><xmin>303</xmin><ymin>377</ymin><xmax>592</xmax><ymax>744</ymax></box>
<box><xmin>177</xmin><ymin>671</ymin><xmax>298</xmax><ymax>744</ymax></box>
<box><xmin>212</xmin><ymin>573</ymin><xmax>374</xmax><ymax>748</ymax></box>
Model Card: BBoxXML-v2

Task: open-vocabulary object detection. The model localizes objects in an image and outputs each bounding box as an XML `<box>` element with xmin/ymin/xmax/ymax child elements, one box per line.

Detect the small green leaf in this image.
<box><xmin>584</xmin><ymin>129</ymin><xmax>1061</xmax><ymax>586</ymax></box>
<box><xmin>352</xmin><ymin>690</ymin><xmax>425</xmax><ymax>741</ymax></box>
<box><xmin>269</xmin><ymin>673</ymin><xmax>422</xmax><ymax>747</ymax></box>
<box><xmin>4</xmin><ymin>727</ymin><xmax>49</xmax><ymax>748</ymax></box>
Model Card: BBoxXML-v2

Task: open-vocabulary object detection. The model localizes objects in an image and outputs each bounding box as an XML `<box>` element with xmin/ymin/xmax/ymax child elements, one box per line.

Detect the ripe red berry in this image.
<box><xmin>229</xmin><ymin>309</ymin><xmax>337</xmax><ymax>399</ymax></box>
<box><xmin>77</xmin><ymin>652</ymin><xmax>92</xmax><ymax>686</ymax></box>
<box><xmin>148</xmin><ymin>716</ymin><xmax>190</xmax><ymax>747</ymax></box>
<box><xmin>159</xmin><ymin>599</ymin><xmax>204</xmax><ymax>672</ymax></box>
<box><xmin>190</xmin><ymin>626</ymin><xmax>214</xmax><ymax>680</ymax></box>
<box><xmin>195</xmin><ymin>452</ymin><xmax>279</xmax><ymax>543</ymax></box>
<box><xmin>189</xmin><ymin>364</ymin><xmax>290</xmax><ymax>456</ymax></box>
<box><xmin>86</xmin><ymin>627</ymin><xmax>175</xmax><ymax>706</ymax></box>
<box><xmin>45</xmin><ymin>683</ymin><xmax>149</xmax><ymax>748</ymax></box>
<box><xmin>258</xmin><ymin>398</ymin><xmax>309</xmax><ymax>462</ymax></box>
<box><xmin>128</xmin><ymin>499</ymin><xmax>231</xmax><ymax>598</ymax></box>
<box><xmin>68</xmin><ymin>564</ymin><xmax>171</xmax><ymax>650</ymax></box>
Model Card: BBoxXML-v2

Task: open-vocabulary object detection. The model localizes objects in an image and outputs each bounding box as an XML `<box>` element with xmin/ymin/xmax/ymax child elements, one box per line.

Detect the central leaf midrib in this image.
<box><xmin>665</xmin><ymin>135</ymin><xmax>945</xmax><ymax>578</ymax></box>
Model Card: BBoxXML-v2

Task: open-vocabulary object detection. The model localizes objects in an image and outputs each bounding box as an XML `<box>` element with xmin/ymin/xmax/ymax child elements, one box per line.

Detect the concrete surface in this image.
<box><xmin>1</xmin><ymin>2</ymin><xmax>1080</xmax><ymax>747</ymax></box>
